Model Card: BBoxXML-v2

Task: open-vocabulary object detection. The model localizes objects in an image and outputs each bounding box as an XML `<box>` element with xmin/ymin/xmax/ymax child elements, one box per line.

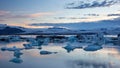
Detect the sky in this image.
<box><xmin>0</xmin><ymin>0</ymin><xmax>120</xmax><ymax>28</ymax></box>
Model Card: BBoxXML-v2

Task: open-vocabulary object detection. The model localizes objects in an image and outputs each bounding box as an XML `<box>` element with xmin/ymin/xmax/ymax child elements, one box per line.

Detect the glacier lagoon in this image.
<box><xmin>0</xmin><ymin>35</ymin><xmax>120</xmax><ymax>68</ymax></box>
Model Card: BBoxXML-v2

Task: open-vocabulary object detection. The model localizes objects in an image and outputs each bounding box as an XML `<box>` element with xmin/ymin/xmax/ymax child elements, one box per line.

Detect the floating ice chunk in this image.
<box><xmin>84</xmin><ymin>45</ymin><xmax>103</xmax><ymax>51</ymax></box>
<box><xmin>68</xmin><ymin>36</ymin><xmax>77</xmax><ymax>43</ymax></box>
<box><xmin>9</xmin><ymin>58</ymin><xmax>23</xmax><ymax>64</ymax></box>
<box><xmin>40</xmin><ymin>51</ymin><xmax>57</xmax><ymax>55</ymax></box>
<box><xmin>63</xmin><ymin>42</ymin><xmax>83</xmax><ymax>53</ymax></box>
<box><xmin>1</xmin><ymin>46</ymin><xmax>24</xmax><ymax>51</ymax></box>
<box><xmin>30</xmin><ymin>41</ymin><xmax>39</xmax><ymax>46</ymax></box>
<box><xmin>1</xmin><ymin>47</ymin><xmax>7</xmax><ymax>51</ymax></box>
<box><xmin>23</xmin><ymin>44</ymin><xmax>33</xmax><ymax>49</ymax></box>
<box><xmin>23</xmin><ymin>43</ymin><xmax>42</xmax><ymax>49</ymax></box>
<box><xmin>8</xmin><ymin>35</ymin><xmax>22</xmax><ymax>42</ymax></box>
<box><xmin>42</xmin><ymin>38</ymin><xmax>50</xmax><ymax>45</ymax></box>
<box><xmin>14</xmin><ymin>50</ymin><xmax>23</xmax><ymax>58</ymax></box>
<box><xmin>63</xmin><ymin>45</ymin><xmax>75</xmax><ymax>53</ymax></box>
<box><xmin>26</xmin><ymin>38</ymin><xmax>41</xmax><ymax>46</ymax></box>
<box><xmin>37</xmin><ymin>47</ymin><xmax>42</xmax><ymax>50</ymax></box>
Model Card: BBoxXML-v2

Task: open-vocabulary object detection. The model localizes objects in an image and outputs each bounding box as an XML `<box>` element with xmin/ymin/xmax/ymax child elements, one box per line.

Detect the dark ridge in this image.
<box><xmin>0</xmin><ymin>26</ymin><xmax>25</xmax><ymax>35</ymax></box>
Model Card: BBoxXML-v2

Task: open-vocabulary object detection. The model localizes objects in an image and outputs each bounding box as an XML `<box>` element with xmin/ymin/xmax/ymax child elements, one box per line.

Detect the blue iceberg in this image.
<box><xmin>9</xmin><ymin>58</ymin><xmax>23</xmax><ymax>64</ymax></box>
<box><xmin>1</xmin><ymin>46</ymin><xmax>24</xmax><ymax>51</ymax></box>
<box><xmin>84</xmin><ymin>45</ymin><xmax>103</xmax><ymax>51</ymax></box>
<box><xmin>40</xmin><ymin>51</ymin><xmax>57</xmax><ymax>55</ymax></box>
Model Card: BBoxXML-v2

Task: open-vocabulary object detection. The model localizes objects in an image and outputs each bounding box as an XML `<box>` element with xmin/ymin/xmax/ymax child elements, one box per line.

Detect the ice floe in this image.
<box><xmin>63</xmin><ymin>42</ymin><xmax>83</xmax><ymax>53</ymax></box>
<box><xmin>9</xmin><ymin>58</ymin><xmax>23</xmax><ymax>64</ymax></box>
<box><xmin>40</xmin><ymin>51</ymin><xmax>57</xmax><ymax>55</ymax></box>
<box><xmin>1</xmin><ymin>46</ymin><xmax>24</xmax><ymax>51</ymax></box>
<box><xmin>83</xmin><ymin>45</ymin><xmax>103</xmax><ymax>51</ymax></box>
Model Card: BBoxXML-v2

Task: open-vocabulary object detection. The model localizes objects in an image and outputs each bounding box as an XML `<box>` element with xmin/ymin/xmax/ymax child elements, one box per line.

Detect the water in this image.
<box><xmin>0</xmin><ymin>36</ymin><xmax>120</xmax><ymax>68</ymax></box>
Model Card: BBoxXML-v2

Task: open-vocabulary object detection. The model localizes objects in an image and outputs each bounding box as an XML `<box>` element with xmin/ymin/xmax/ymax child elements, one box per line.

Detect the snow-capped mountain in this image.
<box><xmin>0</xmin><ymin>16</ymin><xmax>120</xmax><ymax>35</ymax></box>
<box><xmin>0</xmin><ymin>24</ymin><xmax>25</xmax><ymax>35</ymax></box>
<box><xmin>30</xmin><ymin>17</ymin><xmax>120</xmax><ymax>30</ymax></box>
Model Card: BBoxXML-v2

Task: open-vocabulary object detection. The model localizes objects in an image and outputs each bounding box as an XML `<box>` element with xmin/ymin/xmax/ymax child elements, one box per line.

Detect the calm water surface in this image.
<box><xmin>0</xmin><ymin>36</ymin><xmax>120</xmax><ymax>68</ymax></box>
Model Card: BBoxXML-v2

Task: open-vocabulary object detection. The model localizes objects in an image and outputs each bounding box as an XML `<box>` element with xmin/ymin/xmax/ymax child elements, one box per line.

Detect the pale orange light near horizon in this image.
<box><xmin>6</xmin><ymin>14</ymin><xmax>119</xmax><ymax>29</ymax></box>
<box><xmin>9</xmin><ymin>23</ymin><xmax>52</xmax><ymax>28</ymax></box>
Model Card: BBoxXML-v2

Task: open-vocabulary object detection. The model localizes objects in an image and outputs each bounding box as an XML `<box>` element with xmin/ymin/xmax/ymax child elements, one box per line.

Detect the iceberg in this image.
<box><xmin>68</xmin><ymin>36</ymin><xmax>77</xmax><ymax>43</ymax></box>
<box><xmin>23</xmin><ymin>44</ymin><xmax>33</xmax><ymax>49</ymax></box>
<box><xmin>1</xmin><ymin>47</ymin><xmax>7</xmax><ymax>51</ymax></box>
<box><xmin>1</xmin><ymin>46</ymin><xmax>24</xmax><ymax>51</ymax></box>
<box><xmin>14</xmin><ymin>50</ymin><xmax>23</xmax><ymax>58</ymax></box>
<box><xmin>8</xmin><ymin>35</ymin><xmax>22</xmax><ymax>42</ymax></box>
<box><xmin>9</xmin><ymin>58</ymin><xmax>23</xmax><ymax>64</ymax></box>
<box><xmin>42</xmin><ymin>38</ymin><xmax>50</xmax><ymax>45</ymax></box>
<box><xmin>40</xmin><ymin>51</ymin><xmax>57</xmax><ymax>55</ymax></box>
<box><xmin>83</xmin><ymin>45</ymin><xmax>103</xmax><ymax>51</ymax></box>
<box><xmin>63</xmin><ymin>45</ymin><xmax>75</xmax><ymax>53</ymax></box>
<box><xmin>63</xmin><ymin>42</ymin><xmax>83</xmax><ymax>53</ymax></box>
<box><xmin>26</xmin><ymin>38</ymin><xmax>40</xmax><ymax>46</ymax></box>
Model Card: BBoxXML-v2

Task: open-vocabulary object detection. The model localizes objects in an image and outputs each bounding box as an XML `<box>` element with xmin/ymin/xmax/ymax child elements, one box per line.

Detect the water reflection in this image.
<box><xmin>68</xmin><ymin>60</ymin><xmax>112</xmax><ymax>68</ymax></box>
<box><xmin>83</xmin><ymin>45</ymin><xmax>103</xmax><ymax>51</ymax></box>
<box><xmin>0</xmin><ymin>35</ymin><xmax>120</xmax><ymax>68</ymax></box>
<box><xmin>0</xmin><ymin>46</ymin><xmax>24</xmax><ymax>64</ymax></box>
<box><xmin>9</xmin><ymin>58</ymin><xmax>23</xmax><ymax>64</ymax></box>
<box><xmin>9</xmin><ymin>49</ymin><xmax>23</xmax><ymax>64</ymax></box>
<box><xmin>40</xmin><ymin>50</ymin><xmax>57</xmax><ymax>55</ymax></box>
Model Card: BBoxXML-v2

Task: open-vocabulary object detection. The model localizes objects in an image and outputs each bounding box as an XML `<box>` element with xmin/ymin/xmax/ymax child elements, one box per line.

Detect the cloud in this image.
<box><xmin>10</xmin><ymin>12</ymin><xmax>54</xmax><ymax>18</ymax></box>
<box><xmin>55</xmin><ymin>17</ymin><xmax>89</xmax><ymax>19</ymax></box>
<box><xmin>66</xmin><ymin>0</ymin><xmax>120</xmax><ymax>9</ymax></box>
<box><xmin>84</xmin><ymin>14</ymin><xmax>99</xmax><ymax>16</ymax></box>
<box><xmin>107</xmin><ymin>14</ymin><xmax>120</xmax><ymax>16</ymax></box>
<box><xmin>0</xmin><ymin>10</ymin><xmax>10</xmax><ymax>21</ymax></box>
<box><xmin>29</xmin><ymin>17</ymin><xmax>120</xmax><ymax>30</ymax></box>
<box><xmin>28</xmin><ymin>12</ymin><xmax>53</xmax><ymax>18</ymax></box>
<box><xmin>0</xmin><ymin>11</ymin><xmax>54</xmax><ymax>19</ymax></box>
<box><xmin>0</xmin><ymin>10</ymin><xmax>10</xmax><ymax>16</ymax></box>
<box><xmin>0</xmin><ymin>20</ymin><xmax>5</xmax><ymax>21</ymax></box>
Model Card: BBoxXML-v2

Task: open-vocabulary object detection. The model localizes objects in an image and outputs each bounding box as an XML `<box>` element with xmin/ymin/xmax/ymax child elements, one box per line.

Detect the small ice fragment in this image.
<box><xmin>40</xmin><ymin>51</ymin><xmax>57</xmax><ymax>55</ymax></box>
<box><xmin>23</xmin><ymin>44</ymin><xmax>33</xmax><ymax>49</ymax></box>
<box><xmin>84</xmin><ymin>45</ymin><xmax>103</xmax><ymax>51</ymax></box>
<box><xmin>9</xmin><ymin>58</ymin><xmax>23</xmax><ymax>64</ymax></box>
<box><xmin>1</xmin><ymin>46</ymin><xmax>23</xmax><ymax>51</ymax></box>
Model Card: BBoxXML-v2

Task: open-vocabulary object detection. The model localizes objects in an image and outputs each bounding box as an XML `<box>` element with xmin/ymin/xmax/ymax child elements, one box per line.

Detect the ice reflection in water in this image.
<box><xmin>9</xmin><ymin>50</ymin><xmax>23</xmax><ymax>64</ymax></box>
<box><xmin>0</xmin><ymin>36</ymin><xmax>120</xmax><ymax>68</ymax></box>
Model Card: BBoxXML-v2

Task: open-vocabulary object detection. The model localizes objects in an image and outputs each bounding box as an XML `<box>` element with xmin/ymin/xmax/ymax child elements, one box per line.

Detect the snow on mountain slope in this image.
<box><xmin>29</xmin><ymin>17</ymin><xmax>120</xmax><ymax>30</ymax></box>
<box><xmin>0</xmin><ymin>24</ymin><xmax>7</xmax><ymax>29</ymax></box>
<box><xmin>0</xmin><ymin>16</ymin><xmax>120</xmax><ymax>35</ymax></box>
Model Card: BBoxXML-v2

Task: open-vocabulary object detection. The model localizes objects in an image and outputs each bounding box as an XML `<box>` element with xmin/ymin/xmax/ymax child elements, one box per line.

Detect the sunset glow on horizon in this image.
<box><xmin>0</xmin><ymin>0</ymin><xmax>120</xmax><ymax>28</ymax></box>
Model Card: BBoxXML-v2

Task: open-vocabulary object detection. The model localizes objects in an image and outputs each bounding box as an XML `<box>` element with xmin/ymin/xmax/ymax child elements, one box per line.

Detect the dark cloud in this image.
<box><xmin>107</xmin><ymin>14</ymin><xmax>120</xmax><ymax>16</ymax></box>
<box><xmin>66</xmin><ymin>0</ymin><xmax>120</xmax><ymax>9</ymax></box>
<box><xmin>84</xmin><ymin>14</ymin><xmax>99</xmax><ymax>16</ymax></box>
<box><xmin>55</xmin><ymin>17</ymin><xmax>66</xmax><ymax>19</ymax></box>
